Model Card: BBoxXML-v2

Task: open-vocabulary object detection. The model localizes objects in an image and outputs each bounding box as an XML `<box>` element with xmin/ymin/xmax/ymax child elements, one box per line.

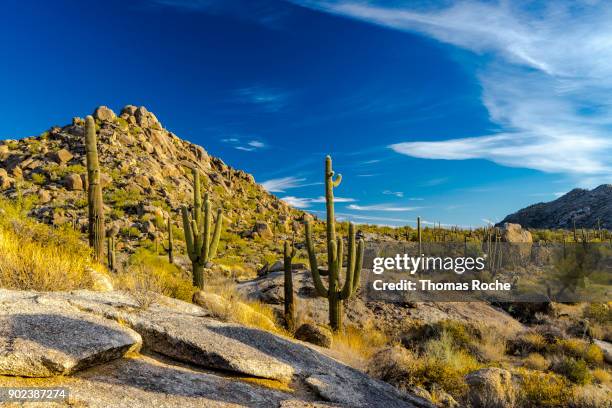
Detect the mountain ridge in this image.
<box><xmin>498</xmin><ymin>184</ymin><xmax>611</xmax><ymax>229</ymax></box>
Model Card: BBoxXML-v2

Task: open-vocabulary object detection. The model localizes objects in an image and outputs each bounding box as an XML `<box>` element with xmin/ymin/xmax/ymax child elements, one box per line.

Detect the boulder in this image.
<box><xmin>253</xmin><ymin>221</ymin><xmax>273</xmax><ymax>239</ymax></box>
<box><xmin>49</xmin><ymin>148</ymin><xmax>73</xmax><ymax>164</ymax></box>
<box><xmin>0</xmin><ymin>298</ymin><xmax>141</xmax><ymax>377</ymax></box>
<box><xmin>295</xmin><ymin>323</ymin><xmax>333</xmax><ymax>348</ymax></box>
<box><xmin>499</xmin><ymin>222</ymin><xmax>532</xmax><ymax>261</ymax></box>
<box><xmin>0</xmin><ymin>174</ymin><xmax>13</xmax><ymax>190</ymax></box>
<box><xmin>121</xmin><ymin>104</ymin><xmax>137</xmax><ymax>116</ymax></box>
<box><xmin>594</xmin><ymin>339</ymin><xmax>612</xmax><ymax>364</ymax></box>
<box><xmin>500</xmin><ymin>223</ymin><xmax>532</xmax><ymax>243</ymax></box>
<box><xmin>37</xmin><ymin>189</ymin><xmax>51</xmax><ymax>204</ymax></box>
<box><xmin>63</xmin><ymin>173</ymin><xmax>83</xmax><ymax>191</ymax></box>
<box><xmin>94</xmin><ymin>106</ymin><xmax>116</xmax><ymax>122</ymax></box>
<box><xmin>135</xmin><ymin>106</ymin><xmax>159</xmax><ymax>128</ymax></box>
<box><xmin>268</xmin><ymin>260</ymin><xmax>284</xmax><ymax>272</ymax></box>
<box><xmin>465</xmin><ymin>367</ymin><xmax>515</xmax><ymax>408</ymax></box>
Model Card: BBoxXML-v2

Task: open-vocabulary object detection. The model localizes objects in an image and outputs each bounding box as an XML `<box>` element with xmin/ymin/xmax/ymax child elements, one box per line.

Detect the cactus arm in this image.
<box><xmin>181</xmin><ymin>206</ymin><xmax>195</xmax><ymax>260</ymax></box>
<box><xmin>351</xmin><ymin>239</ymin><xmax>365</xmax><ymax>293</ymax></box>
<box><xmin>191</xmin><ymin>219</ymin><xmax>201</xmax><ymax>260</ymax></box>
<box><xmin>346</xmin><ymin>223</ymin><xmax>356</xmax><ymax>282</ymax></box>
<box><xmin>328</xmin><ymin>238</ymin><xmax>338</xmax><ymax>295</ymax></box>
<box><xmin>332</xmin><ymin>173</ymin><xmax>342</xmax><ymax>187</ymax></box>
<box><xmin>202</xmin><ymin>194</ymin><xmax>211</xmax><ymax>262</ymax></box>
<box><xmin>207</xmin><ymin>208</ymin><xmax>223</xmax><ymax>261</ymax></box>
<box><xmin>305</xmin><ymin>220</ymin><xmax>328</xmax><ymax>297</ymax></box>
<box><xmin>335</xmin><ymin>236</ymin><xmax>343</xmax><ymax>279</ymax></box>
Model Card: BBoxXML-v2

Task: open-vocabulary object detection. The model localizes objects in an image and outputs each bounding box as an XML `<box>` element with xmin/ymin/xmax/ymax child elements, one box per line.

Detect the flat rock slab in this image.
<box><xmin>0</xmin><ymin>354</ymin><xmax>293</xmax><ymax>408</ymax></box>
<box><xmin>0</xmin><ymin>297</ymin><xmax>141</xmax><ymax>377</ymax></box>
<box><xmin>1</xmin><ymin>290</ymin><xmax>430</xmax><ymax>407</ymax></box>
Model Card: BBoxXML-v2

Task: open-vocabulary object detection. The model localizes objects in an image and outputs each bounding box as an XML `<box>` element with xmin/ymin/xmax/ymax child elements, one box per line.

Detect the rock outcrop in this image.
<box><xmin>499</xmin><ymin>184</ymin><xmax>611</xmax><ymax>229</ymax></box>
<box><xmin>0</xmin><ymin>289</ymin><xmax>430</xmax><ymax>408</ymax></box>
<box><xmin>0</xmin><ymin>105</ymin><xmax>300</xmax><ymax>271</ymax></box>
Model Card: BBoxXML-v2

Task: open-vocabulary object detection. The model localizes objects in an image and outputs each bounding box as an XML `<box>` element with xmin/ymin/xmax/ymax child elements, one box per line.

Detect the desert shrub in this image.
<box><xmin>0</xmin><ymin>197</ymin><xmax>96</xmax><ymax>291</ymax></box>
<box><xmin>374</xmin><ymin>331</ymin><xmax>481</xmax><ymax>398</ymax></box>
<box><xmin>516</xmin><ymin>369</ymin><xmax>573</xmax><ymax>407</ymax></box>
<box><xmin>591</xmin><ymin>368</ymin><xmax>611</xmax><ymax>385</ymax></box>
<box><xmin>583</xmin><ymin>303</ymin><xmax>612</xmax><ymax>324</ymax></box>
<box><xmin>552</xmin><ymin>357</ymin><xmax>592</xmax><ymax>385</ymax></box>
<box><xmin>116</xmin><ymin>248</ymin><xmax>195</xmax><ymax>303</ymax></box>
<box><xmin>524</xmin><ymin>353</ymin><xmax>550</xmax><ymax>371</ymax></box>
<box><xmin>569</xmin><ymin>384</ymin><xmax>612</xmax><ymax>408</ymax></box>
<box><xmin>556</xmin><ymin>338</ymin><xmax>604</xmax><ymax>365</ymax></box>
<box><xmin>30</xmin><ymin>173</ymin><xmax>46</xmax><ymax>185</ymax></box>
<box><xmin>507</xmin><ymin>332</ymin><xmax>549</xmax><ymax>356</ymax></box>
<box><xmin>404</xmin><ymin>319</ymin><xmax>479</xmax><ymax>353</ymax></box>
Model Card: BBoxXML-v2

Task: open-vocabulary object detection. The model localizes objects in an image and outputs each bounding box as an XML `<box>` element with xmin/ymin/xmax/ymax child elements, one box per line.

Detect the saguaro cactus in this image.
<box><xmin>305</xmin><ymin>156</ymin><xmax>364</xmax><ymax>332</ymax></box>
<box><xmin>181</xmin><ymin>168</ymin><xmax>223</xmax><ymax>289</ymax></box>
<box><xmin>106</xmin><ymin>225</ymin><xmax>119</xmax><ymax>272</ymax></box>
<box><xmin>167</xmin><ymin>217</ymin><xmax>174</xmax><ymax>264</ymax></box>
<box><xmin>85</xmin><ymin>115</ymin><xmax>105</xmax><ymax>261</ymax></box>
<box><xmin>283</xmin><ymin>240</ymin><xmax>297</xmax><ymax>332</ymax></box>
<box><xmin>417</xmin><ymin>216</ymin><xmax>422</xmax><ymax>254</ymax></box>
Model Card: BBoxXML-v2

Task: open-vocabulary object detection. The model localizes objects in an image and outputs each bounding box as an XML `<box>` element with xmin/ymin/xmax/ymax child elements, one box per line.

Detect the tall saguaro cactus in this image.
<box><xmin>305</xmin><ymin>156</ymin><xmax>364</xmax><ymax>332</ymax></box>
<box><xmin>283</xmin><ymin>240</ymin><xmax>297</xmax><ymax>332</ymax></box>
<box><xmin>181</xmin><ymin>168</ymin><xmax>223</xmax><ymax>289</ymax></box>
<box><xmin>85</xmin><ymin>115</ymin><xmax>105</xmax><ymax>261</ymax></box>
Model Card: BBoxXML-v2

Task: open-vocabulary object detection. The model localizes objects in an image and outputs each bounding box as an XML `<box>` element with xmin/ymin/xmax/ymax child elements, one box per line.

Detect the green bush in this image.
<box><xmin>517</xmin><ymin>369</ymin><xmax>572</xmax><ymax>407</ymax></box>
<box><xmin>552</xmin><ymin>357</ymin><xmax>592</xmax><ymax>384</ymax></box>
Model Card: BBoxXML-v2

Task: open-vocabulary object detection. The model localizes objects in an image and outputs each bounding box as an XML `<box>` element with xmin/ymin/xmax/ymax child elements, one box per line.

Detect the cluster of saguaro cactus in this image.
<box><xmin>181</xmin><ymin>167</ymin><xmax>223</xmax><ymax>289</ymax></box>
<box><xmin>305</xmin><ymin>156</ymin><xmax>364</xmax><ymax>332</ymax></box>
<box><xmin>283</xmin><ymin>240</ymin><xmax>297</xmax><ymax>332</ymax></box>
<box><xmin>85</xmin><ymin>115</ymin><xmax>105</xmax><ymax>261</ymax></box>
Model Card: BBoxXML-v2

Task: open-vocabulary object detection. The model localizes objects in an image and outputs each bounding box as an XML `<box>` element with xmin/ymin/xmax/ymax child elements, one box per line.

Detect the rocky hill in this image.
<box><xmin>0</xmin><ymin>105</ymin><xmax>303</xmax><ymax>273</ymax></box>
<box><xmin>498</xmin><ymin>184</ymin><xmax>611</xmax><ymax>229</ymax></box>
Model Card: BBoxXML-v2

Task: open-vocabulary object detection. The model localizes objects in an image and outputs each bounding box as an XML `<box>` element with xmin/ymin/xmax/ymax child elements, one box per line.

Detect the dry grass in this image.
<box><xmin>0</xmin><ymin>197</ymin><xmax>97</xmax><ymax>291</ymax></box>
<box><xmin>523</xmin><ymin>353</ymin><xmax>550</xmax><ymax>371</ymax></box>
<box><xmin>368</xmin><ymin>331</ymin><xmax>481</xmax><ymax>399</ymax></box>
<box><xmin>570</xmin><ymin>384</ymin><xmax>612</xmax><ymax>408</ymax></box>
<box><xmin>196</xmin><ymin>279</ymin><xmax>285</xmax><ymax>335</ymax></box>
<box><xmin>115</xmin><ymin>249</ymin><xmax>195</xmax><ymax>304</ymax></box>
<box><xmin>591</xmin><ymin>368</ymin><xmax>612</xmax><ymax>385</ymax></box>
<box><xmin>330</xmin><ymin>320</ymin><xmax>388</xmax><ymax>368</ymax></box>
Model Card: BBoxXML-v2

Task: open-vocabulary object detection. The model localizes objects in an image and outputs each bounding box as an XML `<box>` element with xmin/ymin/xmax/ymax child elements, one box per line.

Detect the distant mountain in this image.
<box><xmin>498</xmin><ymin>185</ymin><xmax>611</xmax><ymax>229</ymax></box>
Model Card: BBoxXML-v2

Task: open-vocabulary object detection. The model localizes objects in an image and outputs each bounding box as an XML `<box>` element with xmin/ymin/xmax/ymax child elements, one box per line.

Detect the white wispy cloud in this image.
<box><xmin>248</xmin><ymin>140</ymin><xmax>265</xmax><ymax>148</ymax></box>
<box><xmin>295</xmin><ymin>1</ymin><xmax>612</xmax><ymax>182</ymax></box>
<box><xmin>383</xmin><ymin>190</ymin><xmax>404</xmax><ymax>198</ymax></box>
<box><xmin>281</xmin><ymin>196</ymin><xmax>312</xmax><ymax>208</ymax></box>
<box><xmin>347</xmin><ymin>203</ymin><xmax>421</xmax><ymax>212</ymax></box>
<box><xmin>235</xmin><ymin>85</ymin><xmax>289</xmax><ymax>112</ymax></box>
<box><xmin>222</xmin><ymin>137</ymin><xmax>266</xmax><ymax>152</ymax></box>
<box><xmin>281</xmin><ymin>195</ymin><xmax>356</xmax><ymax>208</ymax></box>
<box><xmin>261</xmin><ymin>176</ymin><xmax>307</xmax><ymax>192</ymax></box>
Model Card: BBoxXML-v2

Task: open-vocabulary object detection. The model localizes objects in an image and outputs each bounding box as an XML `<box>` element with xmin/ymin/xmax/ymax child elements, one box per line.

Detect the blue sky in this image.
<box><xmin>1</xmin><ymin>0</ymin><xmax>611</xmax><ymax>227</ymax></box>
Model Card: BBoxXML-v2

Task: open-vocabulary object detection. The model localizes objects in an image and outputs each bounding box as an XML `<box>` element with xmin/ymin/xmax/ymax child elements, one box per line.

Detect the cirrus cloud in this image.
<box><xmin>293</xmin><ymin>0</ymin><xmax>612</xmax><ymax>182</ymax></box>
